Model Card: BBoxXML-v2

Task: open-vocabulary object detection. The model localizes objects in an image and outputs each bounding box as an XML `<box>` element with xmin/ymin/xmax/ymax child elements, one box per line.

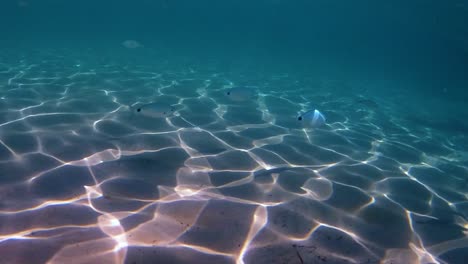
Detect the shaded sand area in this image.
<box><xmin>0</xmin><ymin>49</ymin><xmax>467</xmax><ymax>264</ymax></box>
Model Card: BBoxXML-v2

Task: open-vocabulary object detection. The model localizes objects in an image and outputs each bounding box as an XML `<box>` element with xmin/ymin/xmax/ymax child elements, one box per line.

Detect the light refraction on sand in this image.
<box><xmin>0</xmin><ymin>50</ymin><xmax>467</xmax><ymax>264</ymax></box>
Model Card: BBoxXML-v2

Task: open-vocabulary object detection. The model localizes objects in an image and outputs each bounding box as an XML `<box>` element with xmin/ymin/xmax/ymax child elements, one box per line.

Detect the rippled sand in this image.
<box><xmin>0</xmin><ymin>49</ymin><xmax>467</xmax><ymax>264</ymax></box>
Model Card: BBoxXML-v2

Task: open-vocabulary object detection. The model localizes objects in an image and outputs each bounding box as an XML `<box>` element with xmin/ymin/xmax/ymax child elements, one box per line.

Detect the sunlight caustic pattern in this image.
<box><xmin>0</xmin><ymin>50</ymin><xmax>467</xmax><ymax>264</ymax></box>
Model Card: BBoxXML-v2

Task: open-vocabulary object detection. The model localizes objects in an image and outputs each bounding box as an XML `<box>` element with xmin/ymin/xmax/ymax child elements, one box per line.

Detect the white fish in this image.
<box><xmin>122</xmin><ymin>40</ymin><xmax>143</xmax><ymax>49</ymax></box>
<box><xmin>298</xmin><ymin>109</ymin><xmax>326</xmax><ymax>128</ymax></box>
<box><xmin>134</xmin><ymin>103</ymin><xmax>175</xmax><ymax>118</ymax></box>
<box><xmin>226</xmin><ymin>87</ymin><xmax>255</xmax><ymax>102</ymax></box>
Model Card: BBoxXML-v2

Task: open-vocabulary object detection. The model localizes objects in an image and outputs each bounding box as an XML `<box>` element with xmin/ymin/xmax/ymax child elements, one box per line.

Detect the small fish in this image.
<box><xmin>134</xmin><ymin>102</ymin><xmax>175</xmax><ymax>118</ymax></box>
<box><xmin>226</xmin><ymin>87</ymin><xmax>255</xmax><ymax>102</ymax></box>
<box><xmin>122</xmin><ymin>40</ymin><xmax>143</xmax><ymax>49</ymax></box>
<box><xmin>298</xmin><ymin>109</ymin><xmax>326</xmax><ymax>128</ymax></box>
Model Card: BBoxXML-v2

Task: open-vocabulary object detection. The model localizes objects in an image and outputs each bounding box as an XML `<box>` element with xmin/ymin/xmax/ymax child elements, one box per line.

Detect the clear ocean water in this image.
<box><xmin>1</xmin><ymin>1</ymin><xmax>468</xmax><ymax>264</ymax></box>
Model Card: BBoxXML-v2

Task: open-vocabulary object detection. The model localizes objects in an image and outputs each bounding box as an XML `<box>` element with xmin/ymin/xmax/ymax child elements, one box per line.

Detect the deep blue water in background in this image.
<box><xmin>1</xmin><ymin>1</ymin><xmax>466</xmax><ymax>76</ymax></box>
<box><xmin>2</xmin><ymin>1</ymin><xmax>468</xmax><ymax>106</ymax></box>
<box><xmin>1</xmin><ymin>1</ymin><xmax>468</xmax><ymax>264</ymax></box>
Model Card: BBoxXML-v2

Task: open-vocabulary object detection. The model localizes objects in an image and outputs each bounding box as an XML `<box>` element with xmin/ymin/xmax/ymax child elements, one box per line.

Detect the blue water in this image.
<box><xmin>1</xmin><ymin>1</ymin><xmax>468</xmax><ymax>264</ymax></box>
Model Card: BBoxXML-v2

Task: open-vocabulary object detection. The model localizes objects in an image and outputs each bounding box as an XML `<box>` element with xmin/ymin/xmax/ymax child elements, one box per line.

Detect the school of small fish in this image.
<box><xmin>133</xmin><ymin>86</ymin><xmax>327</xmax><ymax>129</ymax></box>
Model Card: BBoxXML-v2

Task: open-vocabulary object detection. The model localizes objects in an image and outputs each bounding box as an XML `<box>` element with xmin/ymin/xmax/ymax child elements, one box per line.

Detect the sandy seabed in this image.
<box><xmin>0</xmin><ymin>49</ymin><xmax>467</xmax><ymax>264</ymax></box>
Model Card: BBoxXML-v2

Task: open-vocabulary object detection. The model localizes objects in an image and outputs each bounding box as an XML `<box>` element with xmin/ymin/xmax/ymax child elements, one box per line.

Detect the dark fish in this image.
<box><xmin>226</xmin><ymin>87</ymin><xmax>255</xmax><ymax>102</ymax></box>
<box><xmin>134</xmin><ymin>102</ymin><xmax>175</xmax><ymax>118</ymax></box>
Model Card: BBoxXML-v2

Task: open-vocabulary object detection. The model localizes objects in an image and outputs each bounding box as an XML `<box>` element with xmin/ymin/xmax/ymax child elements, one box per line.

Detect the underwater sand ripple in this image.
<box><xmin>0</xmin><ymin>51</ymin><xmax>466</xmax><ymax>264</ymax></box>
